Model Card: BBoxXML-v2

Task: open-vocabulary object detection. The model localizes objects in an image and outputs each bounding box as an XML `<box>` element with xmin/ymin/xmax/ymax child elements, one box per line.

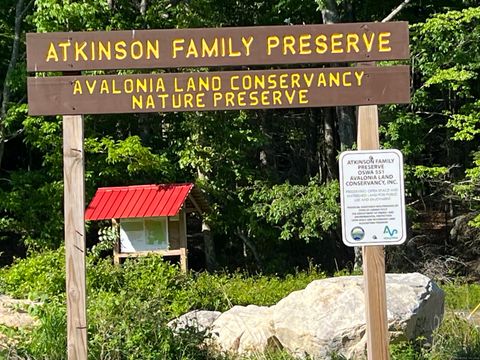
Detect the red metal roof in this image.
<box><xmin>85</xmin><ymin>183</ymin><xmax>194</xmax><ymax>220</ymax></box>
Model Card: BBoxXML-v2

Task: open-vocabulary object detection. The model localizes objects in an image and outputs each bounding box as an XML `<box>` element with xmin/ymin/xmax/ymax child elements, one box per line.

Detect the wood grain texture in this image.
<box><xmin>357</xmin><ymin>104</ymin><xmax>390</xmax><ymax>360</ymax></box>
<box><xmin>26</xmin><ymin>22</ymin><xmax>409</xmax><ymax>71</ymax></box>
<box><xmin>179</xmin><ymin>209</ymin><xmax>188</xmax><ymax>273</ymax></box>
<box><xmin>63</xmin><ymin>115</ymin><xmax>87</xmax><ymax>360</ymax></box>
<box><xmin>27</xmin><ymin>66</ymin><xmax>410</xmax><ymax>115</ymax></box>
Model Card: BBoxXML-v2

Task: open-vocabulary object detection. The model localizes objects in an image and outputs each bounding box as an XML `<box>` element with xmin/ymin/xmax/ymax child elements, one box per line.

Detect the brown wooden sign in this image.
<box><xmin>27</xmin><ymin>22</ymin><xmax>409</xmax><ymax>71</ymax></box>
<box><xmin>27</xmin><ymin>65</ymin><xmax>410</xmax><ymax>115</ymax></box>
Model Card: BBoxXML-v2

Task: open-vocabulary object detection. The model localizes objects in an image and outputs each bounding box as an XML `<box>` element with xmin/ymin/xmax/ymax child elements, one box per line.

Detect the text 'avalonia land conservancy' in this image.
<box><xmin>27</xmin><ymin>66</ymin><xmax>410</xmax><ymax>114</ymax></box>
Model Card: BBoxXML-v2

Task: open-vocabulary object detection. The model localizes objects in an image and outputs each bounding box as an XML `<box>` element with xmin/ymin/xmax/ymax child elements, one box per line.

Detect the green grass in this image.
<box><xmin>1</xmin><ymin>250</ymin><xmax>480</xmax><ymax>359</ymax></box>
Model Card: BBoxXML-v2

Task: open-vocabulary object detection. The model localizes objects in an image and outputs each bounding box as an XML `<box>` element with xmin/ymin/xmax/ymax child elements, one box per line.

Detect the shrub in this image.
<box><xmin>0</xmin><ymin>248</ymin><xmax>65</xmax><ymax>299</ymax></box>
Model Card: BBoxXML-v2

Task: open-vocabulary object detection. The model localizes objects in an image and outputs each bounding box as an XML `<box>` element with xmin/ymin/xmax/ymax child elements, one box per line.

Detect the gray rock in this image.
<box><xmin>169</xmin><ymin>273</ymin><xmax>444</xmax><ymax>360</ymax></box>
<box><xmin>272</xmin><ymin>273</ymin><xmax>444</xmax><ymax>359</ymax></box>
<box><xmin>168</xmin><ymin>309</ymin><xmax>221</xmax><ymax>333</ymax></box>
<box><xmin>210</xmin><ymin>305</ymin><xmax>280</xmax><ymax>354</ymax></box>
<box><xmin>172</xmin><ymin>273</ymin><xmax>444</xmax><ymax>359</ymax></box>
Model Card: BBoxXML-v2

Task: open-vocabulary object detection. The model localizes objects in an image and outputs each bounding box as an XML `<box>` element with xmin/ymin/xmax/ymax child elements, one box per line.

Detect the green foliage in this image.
<box><xmin>390</xmin><ymin>340</ymin><xmax>429</xmax><ymax>360</ymax></box>
<box><xmin>85</xmin><ymin>135</ymin><xmax>173</xmax><ymax>181</ymax></box>
<box><xmin>0</xmin><ymin>251</ymin><xmax>328</xmax><ymax>359</ymax></box>
<box><xmin>251</xmin><ymin>179</ymin><xmax>340</xmax><ymax>242</ymax></box>
<box><xmin>428</xmin><ymin>313</ymin><xmax>480</xmax><ymax>359</ymax></box>
<box><xmin>0</xmin><ymin>248</ymin><xmax>65</xmax><ymax>299</ymax></box>
<box><xmin>442</xmin><ymin>282</ymin><xmax>480</xmax><ymax>310</ymax></box>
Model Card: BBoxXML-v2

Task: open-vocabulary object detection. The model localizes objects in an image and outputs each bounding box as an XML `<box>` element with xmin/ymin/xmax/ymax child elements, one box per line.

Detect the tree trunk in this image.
<box><xmin>323</xmin><ymin>107</ymin><xmax>337</xmax><ymax>181</ymax></box>
<box><xmin>140</xmin><ymin>0</ymin><xmax>147</xmax><ymax>15</ymax></box>
<box><xmin>197</xmin><ymin>168</ymin><xmax>217</xmax><ymax>270</ymax></box>
<box><xmin>202</xmin><ymin>222</ymin><xmax>217</xmax><ymax>271</ymax></box>
<box><xmin>337</xmin><ymin>106</ymin><xmax>356</xmax><ymax>151</ymax></box>
<box><xmin>237</xmin><ymin>228</ymin><xmax>263</xmax><ymax>270</ymax></box>
<box><xmin>0</xmin><ymin>0</ymin><xmax>24</xmax><ymax>169</ymax></box>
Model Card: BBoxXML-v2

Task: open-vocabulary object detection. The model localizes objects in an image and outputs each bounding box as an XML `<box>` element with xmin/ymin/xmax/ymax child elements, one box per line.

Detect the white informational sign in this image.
<box><xmin>339</xmin><ymin>149</ymin><xmax>406</xmax><ymax>247</ymax></box>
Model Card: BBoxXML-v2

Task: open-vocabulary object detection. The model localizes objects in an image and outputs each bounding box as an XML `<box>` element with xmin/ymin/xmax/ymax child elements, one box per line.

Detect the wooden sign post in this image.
<box><xmin>26</xmin><ymin>22</ymin><xmax>410</xmax><ymax>359</ymax></box>
<box><xmin>63</xmin><ymin>115</ymin><xmax>87</xmax><ymax>359</ymax></box>
<box><xmin>357</xmin><ymin>105</ymin><xmax>390</xmax><ymax>359</ymax></box>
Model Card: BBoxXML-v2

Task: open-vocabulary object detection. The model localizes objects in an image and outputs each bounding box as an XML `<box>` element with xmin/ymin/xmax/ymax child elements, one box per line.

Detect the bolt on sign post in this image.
<box><xmin>26</xmin><ymin>22</ymin><xmax>410</xmax><ymax>359</ymax></box>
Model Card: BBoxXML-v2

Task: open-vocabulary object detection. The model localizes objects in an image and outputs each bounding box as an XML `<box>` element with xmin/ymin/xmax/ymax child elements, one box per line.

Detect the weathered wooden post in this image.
<box><xmin>357</xmin><ymin>104</ymin><xmax>390</xmax><ymax>360</ymax></box>
<box><xmin>63</xmin><ymin>114</ymin><xmax>87</xmax><ymax>359</ymax></box>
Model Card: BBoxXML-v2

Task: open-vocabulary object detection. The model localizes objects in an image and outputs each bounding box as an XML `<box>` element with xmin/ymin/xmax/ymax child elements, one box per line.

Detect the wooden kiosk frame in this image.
<box><xmin>26</xmin><ymin>22</ymin><xmax>410</xmax><ymax>360</ymax></box>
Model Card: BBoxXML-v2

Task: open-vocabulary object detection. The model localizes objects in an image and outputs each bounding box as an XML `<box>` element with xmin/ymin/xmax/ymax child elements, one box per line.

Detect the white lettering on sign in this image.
<box><xmin>339</xmin><ymin>149</ymin><xmax>406</xmax><ymax>246</ymax></box>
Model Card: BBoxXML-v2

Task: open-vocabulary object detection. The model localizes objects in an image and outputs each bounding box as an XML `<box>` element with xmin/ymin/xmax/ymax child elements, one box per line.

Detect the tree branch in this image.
<box><xmin>1</xmin><ymin>0</ymin><xmax>25</xmax><ymax>168</ymax></box>
<box><xmin>382</xmin><ymin>0</ymin><xmax>411</xmax><ymax>22</ymax></box>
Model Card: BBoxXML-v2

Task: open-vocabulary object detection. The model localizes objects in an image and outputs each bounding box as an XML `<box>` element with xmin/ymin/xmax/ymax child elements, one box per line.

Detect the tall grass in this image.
<box><xmin>1</xmin><ymin>250</ymin><xmax>480</xmax><ymax>359</ymax></box>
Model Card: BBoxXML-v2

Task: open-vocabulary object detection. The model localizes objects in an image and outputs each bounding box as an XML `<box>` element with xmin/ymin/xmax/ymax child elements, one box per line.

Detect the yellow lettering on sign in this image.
<box><xmin>174</xmin><ymin>78</ymin><xmax>184</xmax><ymax>92</ymax></box>
<box><xmin>184</xmin><ymin>93</ymin><xmax>194</xmax><ymax>107</ymax></box>
<box><xmin>267</xmin><ymin>74</ymin><xmax>277</xmax><ymax>89</ymax></box>
<box><xmin>330</xmin><ymin>34</ymin><xmax>344</xmax><ymax>54</ymax></box>
<box><xmin>230</xmin><ymin>75</ymin><xmax>240</xmax><ymax>90</ymax></box>
<box><xmin>146</xmin><ymin>94</ymin><xmax>155</xmax><ymax>109</ymax></box>
<box><xmin>58</xmin><ymin>41</ymin><xmax>71</xmax><ymax>61</ymax></box>
<box><xmin>267</xmin><ymin>36</ymin><xmax>280</xmax><ymax>55</ymax></box>
<box><xmin>131</xmin><ymin>41</ymin><xmax>143</xmax><ymax>60</ymax></box>
<box><xmin>172</xmin><ymin>94</ymin><xmax>182</xmax><ymax>108</ymax></box>
<box><xmin>213</xmin><ymin>92</ymin><xmax>222</xmax><ymax>106</ymax></box>
<box><xmin>46</xmin><ymin>42</ymin><xmax>59</xmax><ymax>62</ymax></box>
<box><xmin>342</xmin><ymin>71</ymin><xmax>352</xmax><ymax>86</ymax></box>
<box><xmin>111</xmin><ymin>79</ymin><xmax>121</xmax><ymax>94</ymax></box>
<box><xmin>199</xmin><ymin>77</ymin><xmax>210</xmax><ymax>91</ymax></box>
<box><xmin>156</xmin><ymin>78</ymin><xmax>165</xmax><ymax>92</ymax></box>
<box><xmin>137</xmin><ymin>78</ymin><xmax>147</xmax><ymax>93</ymax></box>
<box><xmin>254</xmin><ymin>75</ymin><xmax>265</xmax><ymax>89</ymax></box>
<box><xmin>317</xmin><ymin>73</ymin><xmax>326</xmax><ymax>87</ymax></box>
<box><xmin>172</xmin><ymin>39</ymin><xmax>184</xmax><ymax>59</ymax></box>
<box><xmin>132</xmin><ymin>94</ymin><xmax>143</xmax><ymax>109</ymax></box>
<box><xmin>378</xmin><ymin>32</ymin><xmax>391</xmax><ymax>52</ymax></box>
<box><xmin>249</xmin><ymin>91</ymin><xmax>259</xmax><ymax>106</ymax></box>
<box><xmin>346</xmin><ymin>34</ymin><xmax>359</xmax><ymax>53</ymax></box>
<box><xmin>201</xmin><ymin>38</ymin><xmax>218</xmax><ymax>57</ymax></box>
<box><xmin>329</xmin><ymin>72</ymin><xmax>340</xmax><ymax>87</ymax></box>
<box><xmin>228</xmin><ymin>38</ymin><xmax>241</xmax><ymax>57</ymax></box>
<box><xmin>157</xmin><ymin>94</ymin><xmax>168</xmax><ymax>108</ymax></box>
<box><xmin>354</xmin><ymin>71</ymin><xmax>364</xmax><ymax>86</ymax></box>
<box><xmin>100</xmin><ymin>79</ymin><xmax>110</xmax><ymax>94</ymax></box>
<box><xmin>272</xmin><ymin>90</ymin><xmax>282</xmax><ymax>105</ymax></box>
<box><xmin>261</xmin><ymin>90</ymin><xmax>270</xmax><ymax>105</ymax></box>
<box><xmin>86</xmin><ymin>79</ymin><xmax>97</xmax><ymax>95</ymax></box>
<box><xmin>242</xmin><ymin>36</ymin><xmax>254</xmax><ymax>56</ymax></box>
<box><xmin>285</xmin><ymin>90</ymin><xmax>295</xmax><ymax>104</ymax></box>
<box><xmin>211</xmin><ymin>76</ymin><xmax>221</xmax><ymax>91</ymax></box>
<box><xmin>187</xmin><ymin>77</ymin><xmax>196</xmax><ymax>91</ymax></box>
<box><xmin>299</xmin><ymin>34</ymin><xmax>312</xmax><ymax>55</ymax></box>
<box><xmin>75</xmin><ymin>41</ymin><xmax>88</xmax><ymax>61</ymax></box>
<box><xmin>98</xmin><ymin>41</ymin><xmax>111</xmax><ymax>60</ymax></box>
<box><xmin>115</xmin><ymin>41</ymin><xmax>127</xmax><ymax>60</ymax></box>
<box><xmin>225</xmin><ymin>92</ymin><xmax>235</xmax><ymax>106</ymax></box>
<box><xmin>291</xmin><ymin>73</ymin><xmax>300</xmax><ymax>88</ymax></box>
<box><xmin>303</xmin><ymin>73</ymin><xmax>314</xmax><ymax>87</ymax></box>
<box><xmin>278</xmin><ymin>74</ymin><xmax>287</xmax><ymax>89</ymax></box>
<box><xmin>197</xmin><ymin>93</ymin><xmax>205</xmax><ymax>108</ymax></box>
<box><xmin>362</xmin><ymin>33</ymin><xmax>375</xmax><ymax>52</ymax></box>
<box><xmin>315</xmin><ymin>35</ymin><xmax>328</xmax><ymax>54</ymax></box>
<box><xmin>73</xmin><ymin>80</ymin><xmax>83</xmax><ymax>94</ymax></box>
<box><xmin>298</xmin><ymin>89</ymin><xmax>308</xmax><ymax>104</ymax></box>
<box><xmin>237</xmin><ymin>91</ymin><xmax>246</xmax><ymax>106</ymax></box>
<box><xmin>124</xmin><ymin>79</ymin><xmax>134</xmax><ymax>93</ymax></box>
<box><xmin>282</xmin><ymin>35</ymin><xmax>296</xmax><ymax>55</ymax></box>
<box><xmin>146</xmin><ymin>40</ymin><xmax>159</xmax><ymax>59</ymax></box>
<box><xmin>186</xmin><ymin>40</ymin><xmax>199</xmax><ymax>58</ymax></box>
